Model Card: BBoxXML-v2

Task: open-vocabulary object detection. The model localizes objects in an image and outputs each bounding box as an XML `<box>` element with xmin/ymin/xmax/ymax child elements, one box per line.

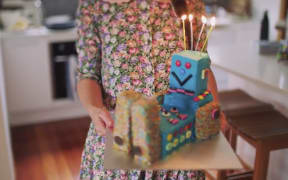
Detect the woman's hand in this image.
<box><xmin>87</xmin><ymin>106</ymin><xmax>114</xmax><ymax>136</ymax></box>
<box><xmin>77</xmin><ymin>79</ymin><xmax>114</xmax><ymax>136</ymax></box>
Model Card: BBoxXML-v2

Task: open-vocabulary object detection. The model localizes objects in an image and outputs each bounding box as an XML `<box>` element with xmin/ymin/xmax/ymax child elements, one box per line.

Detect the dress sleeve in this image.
<box><xmin>76</xmin><ymin>0</ymin><xmax>102</xmax><ymax>84</ymax></box>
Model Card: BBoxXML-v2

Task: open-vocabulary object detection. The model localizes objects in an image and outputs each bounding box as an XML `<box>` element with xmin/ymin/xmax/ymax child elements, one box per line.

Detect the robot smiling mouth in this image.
<box><xmin>172</xmin><ymin>72</ymin><xmax>193</xmax><ymax>86</ymax></box>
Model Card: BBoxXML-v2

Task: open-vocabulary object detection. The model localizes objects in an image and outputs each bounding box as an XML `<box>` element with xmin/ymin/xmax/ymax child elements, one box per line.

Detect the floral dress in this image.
<box><xmin>76</xmin><ymin>0</ymin><xmax>207</xmax><ymax>179</ymax></box>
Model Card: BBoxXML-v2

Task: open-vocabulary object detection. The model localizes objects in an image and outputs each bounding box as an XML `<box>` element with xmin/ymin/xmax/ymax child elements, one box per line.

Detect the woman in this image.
<box><xmin>76</xmin><ymin>0</ymin><xmax>222</xmax><ymax>179</ymax></box>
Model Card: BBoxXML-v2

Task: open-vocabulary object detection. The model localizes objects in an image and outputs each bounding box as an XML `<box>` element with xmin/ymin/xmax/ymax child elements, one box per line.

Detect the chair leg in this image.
<box><xmin>230</xmin><ymin>128</ymin><xmax>238</xmax><ymax>151</ymax></box>
<box><xmin>253</xmin><ymin>143</ymin><xmax>270</xmax><ymax>180</ymax></box>
<box><xmin>216</xmin><ymin>170</ymin><xmax>226</xmax><ymax>180</ymax></box>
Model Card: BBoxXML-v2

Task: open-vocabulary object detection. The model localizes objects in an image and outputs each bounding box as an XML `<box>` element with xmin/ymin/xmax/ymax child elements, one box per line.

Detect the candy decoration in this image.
<box><xmin>176</xmin><ymin>60</ymin><xmax>181</xmax><ymax>67</ymax></box>
<box><xmin>162</xmin><ymin>111</ymin><xmax>171</xmax><ymax>117</ymax></box>
<box><xmin>166</xmin><ymin>143</ymin><xmax>173</xmax><ymax>151</ymax></box>
<box><xmin>185</xmin><ymin>62</ymin><xmax>191</xmax><ymax>69</ymax></box>
<box><xmin>173</xmin><ymin>138</ymin><xmax>179</xmax><ymax>147</ymax></box>
<box><xmin>168</xmin><ymin>118</ymin><xmax>179</xmax><ymax>124</ymax></box>
<box><xmin>201</xmin><ymin>69</ymin><xmax>206</xmax><ymax>79</ymax></box>
<box><xmin>133</xmin><ymin>146</ymin><xmax>142</xmax><ymax>155</ymax></box>
<box><xmin>178</xmin><ymin>114</ymin><xmax>188</xmax><ymax>120</ymax></box>
<box><xmin>186</xmin><ymin>130</ymin><xmax>192</xmax><ymax>138</ymax></box>
<box><xmin>212</xmin><ymin>108</ymin><xmax>220</xmax><ymax>120</ymax></box>
<box><xmin>114</xmin><ymin>136</ymin><xmax>124</xmax><ymax>145</ymax></box>
<box><xmin>167</xmin><ymin>134</ymin><xmax>173</xmax><ymax>141</ymax></box>
<box><xmin>188</xmin><ymin>123</ymin><xmax>193</xmax><ymax>129</ymax></box>
<box><xmin>174</xmin><ymin>131</ymin><xmax>178</xmax><ymax>137</ymax></box>
<box><xmin>170</xmin><ymin>107</ymin><xmax>179</xmax><ymax>113</ymax></box>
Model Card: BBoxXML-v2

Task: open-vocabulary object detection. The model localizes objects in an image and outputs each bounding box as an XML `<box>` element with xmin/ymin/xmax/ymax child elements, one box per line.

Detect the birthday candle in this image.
<box><xmin>181</xmin><ymin>15</ymin><xmax>187</xmax><ymax>50</ymax></box>
<box><xmin>189</xmin><ymin>14</ymin><xmax>194</xmax><ymax>50</ymax></box>
<box><xmin>201</xmin><ymin>17</ymin><xmax>216</xmax><ymax>52</ymax></box>
<box><xmin>195</xmin><ymin>16</ymin><xmax>207</xmax><ymax>51</ymax></box>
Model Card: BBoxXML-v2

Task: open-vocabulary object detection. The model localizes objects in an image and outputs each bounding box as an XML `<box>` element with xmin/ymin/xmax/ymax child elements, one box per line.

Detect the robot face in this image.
<box><xmin>172</xmin><ymin>60</ymin><xmax>193</xmax><ymax>86</ymax></box>
<box><xmin>169</xmin><ymin>55</ymin><xmax>198</xmax><ymax>91</ymax></box>
<box><xmin>169</xmin><ymin>53</ymin><xmax>210</xmax><ymax>94</ymax></box>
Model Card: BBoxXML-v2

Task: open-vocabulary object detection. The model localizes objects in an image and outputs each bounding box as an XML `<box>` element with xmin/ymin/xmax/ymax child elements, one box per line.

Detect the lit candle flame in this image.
<box><xmin>188</xmin><ymin>14</ymin><xmax>193</xmax><ymax>21</ymax></box>
<box><xmin>210</xmin><ymin>16</ymin><xmax>216</xmax><ymax>26</ymax></box>
<box><xmin>181</xmin><ymin>15</ymin><xmax>187</xmax><ymax>21</ymax></box>
<box><xmin>201</xmin><ymin>16</ymin><xmax>207</xmax><ymax>24</ymax></box>
<box><xmin>201</xmin><ymin>16</ymin><xmax>217</xmax><ymax>52</ymax></box>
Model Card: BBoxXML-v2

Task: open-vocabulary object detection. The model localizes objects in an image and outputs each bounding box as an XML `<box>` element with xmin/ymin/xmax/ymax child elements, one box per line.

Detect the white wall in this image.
<box><xmin>0</xmin><ymin>39</ymin><xmax>15</xmax><ymax>180</ymax></box>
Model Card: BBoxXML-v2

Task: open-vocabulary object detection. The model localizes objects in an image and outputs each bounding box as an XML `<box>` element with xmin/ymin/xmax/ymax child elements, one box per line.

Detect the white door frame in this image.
<box><xmin>0</xmin><ymin>38</ymin><xmax>15</xmax><ymax>180</ymax></box>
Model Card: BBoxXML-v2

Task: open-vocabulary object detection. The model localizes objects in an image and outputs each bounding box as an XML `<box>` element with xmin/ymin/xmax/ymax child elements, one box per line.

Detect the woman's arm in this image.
<box><xmin>76</xmin><ymin>0</ymin><xmax>113</xmax><ymax>135</ymax></box>
<box><xmin>77</xmin><ymin>79</ymin><xmax>104</xmax><ymax>110</ymax></box>
<box><xmin>77</xmin><ymin>79</ymin><xmax>113</xmax><ymax>135</ymax></box>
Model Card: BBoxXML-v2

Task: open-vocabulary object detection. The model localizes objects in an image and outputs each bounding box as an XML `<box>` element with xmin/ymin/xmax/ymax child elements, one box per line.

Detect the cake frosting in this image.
<box><xmin>113</xmin><ymin>51</ymin><xmax>221</xmax><ymax>166</ymax></box>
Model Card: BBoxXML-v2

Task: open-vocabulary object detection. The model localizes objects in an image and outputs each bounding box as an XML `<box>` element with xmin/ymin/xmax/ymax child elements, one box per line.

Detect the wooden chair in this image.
<box><xmin>205</xmin><ymin>89</ymin><xmax>276</xmax><ymax>180</ymax></box>
<box><xmin>228</xmin><ymin>110</ymin><xmax>288</xmax><ymax>180</ymax></box>
<box><xmin>218</xmin><ymin>89</ymin><xmax>273</xmax><ymax>147</ymax></box>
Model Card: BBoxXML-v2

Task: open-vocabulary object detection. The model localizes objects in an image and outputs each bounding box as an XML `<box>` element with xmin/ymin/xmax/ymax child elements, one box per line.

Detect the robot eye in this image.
<box><xmin>185</xmin><ymin>62</ymin><xmax>191</xmax><ymax>69</ymax></box>
<box><xmin>175</xmin><ymin>60</ymin><xmax>181</xmax><ymax>67</ymax></box>
<box><xmin>170</xmin><ymin>107</ymin><xmax>179</xmax><ymax>113</ymax></box>
<box><xmin>162</xmin><ymin>111</ymin><xmax>171</xmax><ymax>117</ymax></box>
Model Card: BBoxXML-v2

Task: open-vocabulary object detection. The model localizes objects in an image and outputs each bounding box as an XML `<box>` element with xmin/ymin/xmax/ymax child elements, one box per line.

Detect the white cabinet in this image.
<box><xmin>0</xmin><ymin>29</ymin><xmax>88</xmax><ymax>125</ymax></box>
<box><xmin>2</xmin><ymin>36</ymin><xmax>52</xmax><ymax>112</ymax></box>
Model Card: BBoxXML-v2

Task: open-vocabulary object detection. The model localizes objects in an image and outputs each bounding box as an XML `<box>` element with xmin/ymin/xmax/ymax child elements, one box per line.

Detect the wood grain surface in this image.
<box><xmin>11</xmin><ymin>117</ymin><xmax>90</xmax><ymax>180</ymax></box>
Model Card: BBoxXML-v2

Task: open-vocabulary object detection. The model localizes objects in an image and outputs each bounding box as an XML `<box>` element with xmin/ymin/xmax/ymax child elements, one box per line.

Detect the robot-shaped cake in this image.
<box><xmin>113</xmin><ymin>51</ymin><xmax>220</xmax><ymax>166</ymax></box>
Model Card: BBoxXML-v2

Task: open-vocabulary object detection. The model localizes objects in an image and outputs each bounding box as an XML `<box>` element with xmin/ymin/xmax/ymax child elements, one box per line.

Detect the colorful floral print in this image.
<box><xmin>76</xmin><ymin>0</ymin><xmax>207</xmax><ymax>179</ymax></box>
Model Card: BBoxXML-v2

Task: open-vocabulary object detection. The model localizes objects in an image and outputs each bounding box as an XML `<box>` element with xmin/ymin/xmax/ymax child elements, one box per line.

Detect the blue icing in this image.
<box><xmin>162</xmin><ymin>93</ymin><xmax>194</xmax><ymax>114</ymax></box>
<box><xmin>159</xmin><ymin>110</ymin><xmax>195</xmax><ymax>159</ymax></box>
<box><xmin>158</xmin><ymin>51</ymin><xmax>214</xmax><ymax>159</ymax></box>
<box><xmin>169</xmin><ymin>51</ymin><xmax>210</xmax><ymax>95</ymax></box>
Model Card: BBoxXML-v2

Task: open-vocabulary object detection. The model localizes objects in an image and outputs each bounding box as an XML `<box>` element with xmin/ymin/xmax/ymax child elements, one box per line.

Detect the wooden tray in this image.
<box><xmin>104</xmin><ymin>132</ymin><xmax>243</xmax><ymax>170</ymax></box>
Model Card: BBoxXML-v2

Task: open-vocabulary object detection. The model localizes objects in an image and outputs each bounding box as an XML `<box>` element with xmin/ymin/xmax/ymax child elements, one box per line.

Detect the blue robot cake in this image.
<box><xmin>114</xmin><ymin>51</ymin><xmax>221</xmax><ymax>166</ymax></box>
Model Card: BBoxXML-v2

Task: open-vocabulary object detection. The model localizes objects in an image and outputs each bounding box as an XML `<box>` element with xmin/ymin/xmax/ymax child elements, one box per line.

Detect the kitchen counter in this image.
<box><xmin>0</xmin><ymin>26</ymin><xmax>77</xmax><ymax>41</ymax></box>
<box><xmin>208</xmin><ymin>21</ymin><xmax>288</xmax><ymax>94</ymax></box>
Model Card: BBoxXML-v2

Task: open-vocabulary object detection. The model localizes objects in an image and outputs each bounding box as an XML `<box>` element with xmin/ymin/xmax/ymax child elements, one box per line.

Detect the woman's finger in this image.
<box><xmin>92</xmin><ymin>117</ymin><xmax>106</xmax><ymax>136</ymax></box>
<box><xmin>99</xmin><ymin>109</ymin><xmax>114</xmax><ymax>129</ymax></box>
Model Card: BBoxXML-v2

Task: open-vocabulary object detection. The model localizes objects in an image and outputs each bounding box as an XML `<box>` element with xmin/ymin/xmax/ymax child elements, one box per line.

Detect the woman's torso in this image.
<box><xmin>79</xmin><ymin>0</ymin><xmax>205</xmax><ymax>109</ymax></box>
<box><xmin>96</xmin><ymin>0</ymin><xmax>183</xmax><ymax>97</ymax></box>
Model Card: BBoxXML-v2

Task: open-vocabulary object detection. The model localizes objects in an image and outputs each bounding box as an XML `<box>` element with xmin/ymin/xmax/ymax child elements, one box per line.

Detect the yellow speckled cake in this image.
<box><xmin>113</xmin><ymin>91</ymin><xmax>141</xmax><ymax>154</ymax></box>
<box><xmin>131</xmin><ymin>96</ymin><xmax>161</xmax><ymax>166</ymax></box>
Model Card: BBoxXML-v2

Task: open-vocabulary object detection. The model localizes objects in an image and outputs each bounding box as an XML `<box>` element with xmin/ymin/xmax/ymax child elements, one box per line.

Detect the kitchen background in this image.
<box><xmin>0</xmin><ymin>0</ymin><xmax>288</xmax><ymax>179</ymax></box>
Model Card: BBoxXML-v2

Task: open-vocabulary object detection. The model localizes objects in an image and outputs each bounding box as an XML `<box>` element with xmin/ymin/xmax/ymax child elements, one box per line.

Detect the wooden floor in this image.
<box><xmin>11</xmin><ymin>117</ymin><xmax>91</xmax><ymax>180</ymax></box>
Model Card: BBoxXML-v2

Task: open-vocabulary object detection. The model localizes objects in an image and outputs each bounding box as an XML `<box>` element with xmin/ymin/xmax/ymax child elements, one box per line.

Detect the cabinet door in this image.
<box><xmin>2</xmin><ymin>37</ymin><xmax>53</xmax><ymax>112</ymax></box>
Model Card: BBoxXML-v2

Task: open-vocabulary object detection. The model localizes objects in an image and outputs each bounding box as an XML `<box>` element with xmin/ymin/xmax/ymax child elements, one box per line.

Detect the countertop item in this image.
<box><xmin>208</xmin><ymin>21</ymin><xmax>288</xmax><ymax>94</ymax></box>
